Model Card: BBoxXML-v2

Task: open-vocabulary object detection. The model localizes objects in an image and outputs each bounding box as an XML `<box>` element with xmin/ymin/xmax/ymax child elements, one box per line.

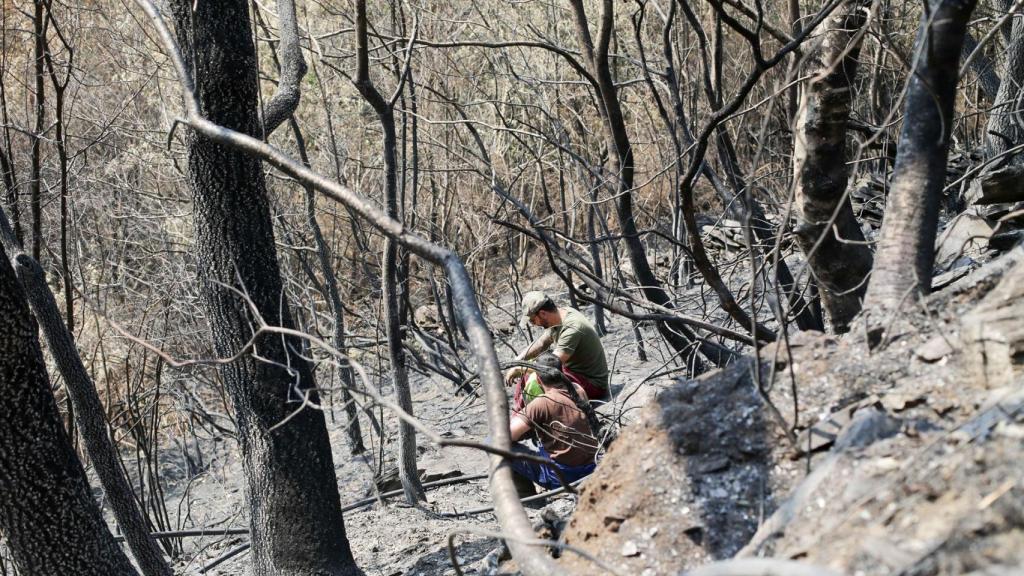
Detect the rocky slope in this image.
<box><xmin>558</xmin><ymin>247</ymin><xmax>1024</xmax><ymax>575</ymax></box>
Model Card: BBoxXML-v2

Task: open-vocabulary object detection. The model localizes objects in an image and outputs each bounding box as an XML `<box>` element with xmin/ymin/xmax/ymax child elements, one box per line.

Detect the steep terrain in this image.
<box><xmin>560</xmin><ymin>247</ymin><xmax>1024</xmax><ymax>575</ymax></box>
<box><xmin>111</xmin><ymin>249</ymin><xmax>1024</xmax><ymax>576</ymax></box>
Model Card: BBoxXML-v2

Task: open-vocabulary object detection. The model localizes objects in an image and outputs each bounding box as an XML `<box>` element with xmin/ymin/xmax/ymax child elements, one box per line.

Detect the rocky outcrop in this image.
<box><xmin>559</xmin><ymin>248</ymin><xmax>1024</xmax><ymax>575</ymax></box>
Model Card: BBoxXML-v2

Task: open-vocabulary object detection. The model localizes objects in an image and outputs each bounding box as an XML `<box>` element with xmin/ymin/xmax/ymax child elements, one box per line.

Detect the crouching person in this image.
<box><xmin>508</xmin><ymin>354</ymin><xmax>598</xmax><ymax>491</ymax></box>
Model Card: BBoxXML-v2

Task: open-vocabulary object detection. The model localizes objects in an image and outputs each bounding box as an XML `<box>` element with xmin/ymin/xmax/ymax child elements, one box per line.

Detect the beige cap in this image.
<box><xmin>519</xmin><ymin>291</ymin><xmax>553</xmax><ymax>327</ymax></box>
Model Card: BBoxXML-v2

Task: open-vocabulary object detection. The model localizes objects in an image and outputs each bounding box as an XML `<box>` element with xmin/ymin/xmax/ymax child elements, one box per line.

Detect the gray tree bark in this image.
<box><xmin>865</xmin><ymin>0</ymin><xmax>977</xmax><ymax>314</ymax></box>
<box><xmin>792</xmin><ymin>0</ymin><xmax>874</xmax><ymax>333</ymax></box>
<box><xmin>0</xmin><ymin>242</ymin><xmax>138</xmax><ymax>576</ymax></box>
<box><xmin>961</xmin><ymin>32</ymin><xmax>1001</xmax><ymax>102</ymax></box>
<box><xmin>260</xmin><ymin>0</ymin><xmax>306</xmax><ymax>137</ymax></box>
<box><xmin>986</xmin><ymin>13</ymin><xmax>1024</xmax><ymax>163</ymax></box>
<box><xmin>167</xmin><ymin>0</ymin><xmax>360</xmax><ymax>573</ymax></box>
<box><xmin>0</xmin><ymin>235</ymin><xmax>172</xmax><ymax>575</ymax></box>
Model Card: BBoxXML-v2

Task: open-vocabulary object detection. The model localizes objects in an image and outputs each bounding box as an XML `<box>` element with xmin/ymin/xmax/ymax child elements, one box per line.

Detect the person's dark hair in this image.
<box><xmin>531</xmin><ymin>353</ymin><xmax>602</xmax><ymax>437</ymax></box>
<box><xmin>533</xmin><ymin>353</ymin><xmax>567</xmax><ymax>388</ymax></box>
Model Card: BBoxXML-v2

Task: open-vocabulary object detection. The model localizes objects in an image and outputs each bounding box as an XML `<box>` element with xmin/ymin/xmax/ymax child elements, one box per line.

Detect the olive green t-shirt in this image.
<box><xmin>548</xmin><ymin>307</ymin><xmax>609</xmax><ymax>390</ymax></box>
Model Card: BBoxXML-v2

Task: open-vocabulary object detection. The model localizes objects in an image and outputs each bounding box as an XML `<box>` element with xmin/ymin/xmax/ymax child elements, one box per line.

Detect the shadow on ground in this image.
<box><xmin>658</xmin><ymin>359</ymin><xmax>774</xmax><ymax>558</ymax></box>
<box><xmin>403</xmin><ymin>536</ymin><xmax>496</xmax><ymax>575</ymax></box>
<box><xmin>560</xmin><ymin>358</ymin><xmax>779</xmax><ymax>574</ymax></box>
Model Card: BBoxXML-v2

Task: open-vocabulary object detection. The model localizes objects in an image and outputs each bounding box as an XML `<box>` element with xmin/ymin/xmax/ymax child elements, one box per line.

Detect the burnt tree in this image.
<box><xmin>0</xmin><ymin>242</ymin><xmax>138</xmax><ymax>576</ymax></box>
<box><xmin>986</xmin><ymin>9</ymin><xmax>1024</xmax><ymax>163</ymax></box>
<box><xmin>865</xmin><ymin>0</ymin><xmax>977</xmax><ymax>314</ymax></box>
<box><xmin>168</xmin><ymin>0</ymin><xmax>360</xmax><ymax>573</ymax></box>
<box><xmin>569</xmin><ymin>0</ymin><xmax>728</xmax><ymax>369</ymax></box>
<box><xmin>0</xmin><ymin>209</ymin><xmax>171</xmax><ymax>575</ymax></box>
<box><xmin>792</xmin><ymin>0</ymin><xmax>874</xmax><ymax>333</ymax></box>
<box><xmin>352</xmin><ymin>0</ymin><xmax>425</xmax><ymax>504</ymax></box>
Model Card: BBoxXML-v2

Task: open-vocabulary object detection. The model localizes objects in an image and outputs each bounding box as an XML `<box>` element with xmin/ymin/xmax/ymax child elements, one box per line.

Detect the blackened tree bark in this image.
<box><xmin>986</xmin><ymin>12</ymin><xmax>1024</xmax><ymax>163</ymax></box>
<box><xmin>30</xmin><ymin>0</ymin><xmax>44</xmax><ymax>261</ymax></box>
<box><xmin>0</xmin><ymin>33</ymin><xmax>21</xmax><ymax>245</ymax></box>
<box><xmin>865</xmin><ymin>0</ymin><xmax>977</xmax><ymax>313</ymax></box>
<box><xmin>352</xmin><ymin>0</ymin><xmax>425</xmax><ymax>504</ymax></box>
<box><xmin>0</xmin><ymin>242</ymin><xmax>138</xmax><ymax>576</ymax></box>
<box><xmin>168</xmin><ymin>0</ymin><xmax>360</xmax><ymax>573</ymax></box>
<box><xmin>0</xmin><ymin>206</ymin><xmax>171</xmax><ymax>576</ymax></box>
<box><xmin>41</xmin><ymin>8</ymin><xmax>77</xmax><ymax>337</ymax></box>
<box><xmin>792</xmin><ymin>0</ymin><xmax>874</xmax><ymax>333</ymax></box>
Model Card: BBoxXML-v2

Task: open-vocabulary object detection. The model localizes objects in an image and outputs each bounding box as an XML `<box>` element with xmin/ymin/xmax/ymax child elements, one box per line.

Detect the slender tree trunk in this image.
<box><xmin>865</xmin><ymin>0</ymin><xmax>977</xmax><ymax>314</ymax></box>
<box><xmin>633</xmin><ymin>0</ymin><xmax>692</xmax><ymax>293</ymax></box>
<box><xmin>40</xmin><ymin>11</ymin><xmax>74</xmax><ymax>335</ymax></box>
<box><xmin>168</xmin><ymin>1</ymin><xmax>360</xmax><ymax>573</ymax></box>
<box><xmin>1</xmin><ymin>185</ymin><xmax>171</xmax><ymax>575</ymax></box>
<box><xmin>0</xmin><ymin>17</ymin><xmax>21</xmax><ymax>246</ymax></box>
<box><xmin>986</xmin><ymin>13</ymin><xmax>1024</xmax><ymax>162</ymax></box>
<box><xmin>793</xmin><ymin>0</ymin><xmax>874</xmax><ymax>333</ymax></box>
<box><xmin>586</xmin><ymin>198</ymin><xmax>607</xmax><ymax>336</ymax></box>
<box><xmin>0</xmin><ymin>145</ymin><xmax>17</xmax><ymax>245</ymax></box>
<box><xmin>30</xmin><ymin>0</ymin><xmax>45</xmax><ymax>262</ymax></box>
<box><xmin>674</xmin><ymin>0</ymin><xmax>780</xmax><ymax>342</ymax></box>
<box><xmin>569</xmin><ymin>0</ymin><xmax>724</xmax><ymax>370</ymax></box>
<box><xmin>308</xmin><ymin>170</ymin><xmax>366</xmax><ymax>457</ymax></box>
<box><xmin>0</xmin><ymin>242</ymin><xmax>138</xmax><ymax>576</ymax></box>
<box><xmin>788</xmin><ymin>0</ymin><xmax>803</xmax><ymax>121</ymax></box>
<box><xmin>352</xmin><ymin>0</ymin><xmax>425</xmax><ymax>504</ymax></box>
<box><xmin>289</xmin><ymin>117</ymin><xmax>366</xmax><ymax>455</ymax></box>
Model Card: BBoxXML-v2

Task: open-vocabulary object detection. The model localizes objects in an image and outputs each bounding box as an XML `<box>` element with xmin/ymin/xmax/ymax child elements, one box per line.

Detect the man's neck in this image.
<box><xmin>553</xmin><ymin>307</ymin><xmax>565</xmax><ymax>326</ymax></box>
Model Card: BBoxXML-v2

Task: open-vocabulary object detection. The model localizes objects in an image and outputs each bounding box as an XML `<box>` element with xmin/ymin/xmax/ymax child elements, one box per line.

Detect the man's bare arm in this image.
<box><xmin>516</xmin><ymin>330</ymin><xmax>554</xmax><ymax>361</ymax></box>
<box><xmin>510</xmin><ymin>414</ymin><xmax>531</xmax><ymax>442</ymax></box>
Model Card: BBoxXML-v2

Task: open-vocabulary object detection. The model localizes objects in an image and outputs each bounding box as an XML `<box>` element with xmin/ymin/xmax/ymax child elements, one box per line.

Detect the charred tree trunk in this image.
<box><xmin>168</xmin><ymin>1</ymin><xmax>359</xmax><ymax>573</ymax></box>
<box><xmin>792</xmin><ymin>0</ymin><xmax>874</xmax><ymax>333</ymax></box>
<box><xmin>865</xmin><ymin>0</ymin><xmax>977</xmax><ymax>315</ymax></box>
<box><xmin>297</xmin><ymin>123</ymin><xmax>366</xmax><ymax>455</ymax></box>
<box><xmin>570</xmin><ymin>0</ymin><xmax>725</xmax><ymax>370</ymax></box>
<box><xmin>788</xmin><ymin>0</ymin><xmax>803</xmax><ymax>121</ymax></box>
<box><xmin>352</xmin><ymin>0</ymin><xmax>425</xmax><ymax>504</ymax></box>
<box><xmin>0</xmin><ymin>209</ymin><xmax>171</xmax><ymax>575</ymax></box>
<box><xmin>986</xmin><ymin>13</ymin><xmax>1024</xmax><ymax>163</ymax></box>
<box><xmin>0</xmin><ymin>242</ymin><xmax>138</xmax><ymax>576</ymax></box>
<box><xmin>0</xmin><ymin>16</ymin><xmax>21</xmax><ymax>246</ymax></box>
<box><xmin>30</xmin><ymin>0</ymin><xmax>45</xmax><ymax>261</ymax></box>
<box><xmin>40</xmin><ymin>9</ymin><xmax>75</xmax><ymax>336</ymax></box>
<box><xmin>586</xmin><ymin>196</ymin><xmax>607</xmax><ymax>336</ymax></box>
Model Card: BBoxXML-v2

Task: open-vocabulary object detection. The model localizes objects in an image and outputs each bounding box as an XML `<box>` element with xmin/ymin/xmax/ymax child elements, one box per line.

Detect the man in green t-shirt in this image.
<box><xmin>505</xmin><ymin>291</ymin><xmax>610</xmax><ymax>410</ymax></box>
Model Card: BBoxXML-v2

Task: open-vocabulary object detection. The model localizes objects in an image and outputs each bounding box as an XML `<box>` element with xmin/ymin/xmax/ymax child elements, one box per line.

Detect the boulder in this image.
<box><xmin>967</xmin><ymin>164</ymin><xmax>1024</xmax><ymax>205</ymax></box>
<box><xmin>934</xmin><ymin>210</ymin><xmax>993</xmax><ymax>269</ymax></box>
